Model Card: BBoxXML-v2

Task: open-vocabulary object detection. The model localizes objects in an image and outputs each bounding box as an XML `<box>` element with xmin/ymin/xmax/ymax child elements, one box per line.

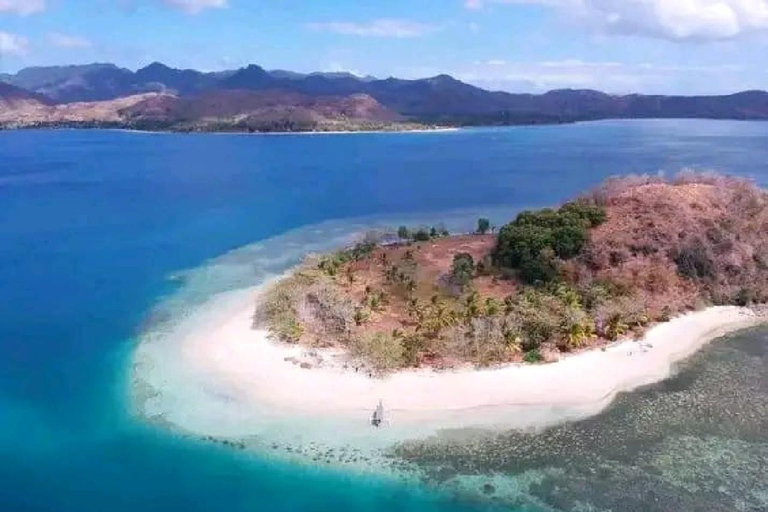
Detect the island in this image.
<box><xmin>255</xmin><ymin>172</ymin><xmax>768</xmax><ymax>376</ymax></box>
<box><xmin>131</xmin><ymin>171</ymin><xmax>767</xmax><ymax>468</ymax></box>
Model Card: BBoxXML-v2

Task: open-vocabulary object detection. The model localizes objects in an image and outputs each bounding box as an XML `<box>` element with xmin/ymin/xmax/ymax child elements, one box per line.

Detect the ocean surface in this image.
<box><xmin>1</xmin><ymin>120</ymin><xmax>767</xmax><ymax>512</ymax></box>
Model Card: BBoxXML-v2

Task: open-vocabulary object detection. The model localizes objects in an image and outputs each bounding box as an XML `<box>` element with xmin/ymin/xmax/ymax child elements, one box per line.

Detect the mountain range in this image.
<box><xmin>2</xmin><ymin>62</ymin><xmax>768</xmax><ymax>131</ymax></box>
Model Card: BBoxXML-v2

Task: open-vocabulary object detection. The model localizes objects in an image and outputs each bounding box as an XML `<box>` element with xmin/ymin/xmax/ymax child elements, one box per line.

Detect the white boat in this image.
<box><xmin>371</xmin><ymin>400</ymin><xmax>385</xmax><ymax>427</ymax></box>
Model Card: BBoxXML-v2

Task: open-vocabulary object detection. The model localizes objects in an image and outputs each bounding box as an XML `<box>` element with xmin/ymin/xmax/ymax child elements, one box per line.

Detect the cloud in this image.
<box><xmin>163</xmin><ymin>0</ymin><xmax>227</xmax><ymax>14</ymax></box>
<box><xmin>0</xmin><ymin>0</ymin><xmax>45</xmax><ymax>15</ymax></box>
<box><xmin>0</xmin><ymin>31</ymin><xmax>29</xmax><ymax>56</ymax></box>
<box><xmin>48</xmin><ymin>33</ymin><xmax>92</xmax><ymax>49</ymax></box>
<box><xmin>307</xmin><ymin>19</ymin><xmax>439</xmax><ymax>38</ymax></box>
<box><xmin>466</xmin><ymin>0</ymin><xmax>768</xmax><ymax>41</ymax></box>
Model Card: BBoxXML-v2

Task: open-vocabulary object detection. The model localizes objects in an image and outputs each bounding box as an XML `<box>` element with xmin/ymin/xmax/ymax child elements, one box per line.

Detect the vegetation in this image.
<box><xmin>494</xmin><ymin>201</ymin><xmax>606</xmax><ymax>284</ymax></box>
<box><xmin>450</xmin><ymin>253</ymin><xmax>475</xmax><ymax>290</ymax></box>
<box><xmin>397</xmin><ymin>224</ymin><xmax>449</xmax><ymax>242</ymax></box>
<box><xmin>256</xmin><ymin>173</ymin><xmax>767</xmax><ymax>374</ymax></box>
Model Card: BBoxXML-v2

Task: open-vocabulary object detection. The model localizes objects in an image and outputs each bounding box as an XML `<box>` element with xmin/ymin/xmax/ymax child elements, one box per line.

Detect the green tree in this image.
<box><xmin>493</xmin><ymin>202</ymin><xmax>606</xmax><ymax>284</ymax></box>
<box><xmin>477</xmin><ymin>218</ymin><xmax>491</xmax><ymax>235</ymax></box>
<box><xmin>413</xmin><ymin>228</ymin><xmax>431</xmax><ymax>241</ymax></box>
<box><xmin>397</xmin><ymin>226</ymin><xmax>411</xmax><ymax>240</ymax></box>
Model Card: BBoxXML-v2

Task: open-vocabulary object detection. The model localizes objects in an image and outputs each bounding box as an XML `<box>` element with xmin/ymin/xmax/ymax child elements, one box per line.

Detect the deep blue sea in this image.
<box><xmin>1</xmin><ymin>120</ymin><xmax>767</xmax><ymax>512</ymax></box>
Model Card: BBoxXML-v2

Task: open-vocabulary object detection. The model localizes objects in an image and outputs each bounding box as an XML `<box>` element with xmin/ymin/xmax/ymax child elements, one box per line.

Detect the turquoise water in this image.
<box><xmin>1</xmin><ymin>121</ymin><xmax>767</xmax><ymax>511</ymax></box>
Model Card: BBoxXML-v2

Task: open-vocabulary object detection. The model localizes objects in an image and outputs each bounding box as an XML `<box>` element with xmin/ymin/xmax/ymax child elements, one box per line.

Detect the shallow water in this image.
<box><xmin>390</xmin><ymin>327</ymin><xmax>768</xmax><ymax>511</ymax></box>
<box><xmin>1</xmin><ymin>122</ymin><xmax>767</xmax><ymax>511</ymax></box>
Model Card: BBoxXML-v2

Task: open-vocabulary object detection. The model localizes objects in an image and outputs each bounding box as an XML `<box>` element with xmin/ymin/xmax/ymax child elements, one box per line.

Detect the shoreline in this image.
<box><xmin>195</xmin><ymin>291</ymin><xmax>765</xmax><ymax>421</ymax></box>
<box><xmin>1</xmin><ymin>125</ymin><xmax>461</xmax><ymax>136</ymax></box>
<box><xmin>132</xmin><ymin>281</ymin><xmax>766</xmax><ymax>459</ymax></box>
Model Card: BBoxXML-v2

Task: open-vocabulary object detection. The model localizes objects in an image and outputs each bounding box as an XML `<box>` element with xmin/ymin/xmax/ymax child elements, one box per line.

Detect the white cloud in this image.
<box><xmin>467</xmin><ymin>0</ymin><xmax>768</xmax><ymax>41</ymax></box>
<box><xmin>163</xmin><ymin>0</ymin><xmax>227</xmax><ymax>14</ymax></box>
<box><xmin>48</xmin><ymin>33</ymin><xmax>92</xmax><ymax>49</ymax></box>
<box><xmin>0</xmin><ymin>0</ymin><xmax>45</xmax><ymax>15</ymax></box>
<box><xmin>307</xmin><ymin>19</ymin><xmax>439</xmax><ymax>38</ymax></box>
<box><xmin>0</xmin><ymin>31</ymin><xmax>29</xmax><ymax>56</ymax></box>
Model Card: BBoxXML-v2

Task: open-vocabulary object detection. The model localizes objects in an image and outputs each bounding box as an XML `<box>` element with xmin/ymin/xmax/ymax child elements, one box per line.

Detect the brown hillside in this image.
<box><xmin>576</xmin><ymin>174</ymin><xmax>768</xmax><ymax>312</ymax></box>
<box><xmin>120</xmin><ymin>90</ymin><xmax>403</xmax><ymax>128</ymax></box>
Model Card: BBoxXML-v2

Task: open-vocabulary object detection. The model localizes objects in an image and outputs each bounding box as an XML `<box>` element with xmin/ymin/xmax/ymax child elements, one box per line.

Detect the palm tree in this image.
<box><xmin>407</xmin><ymin>298</ymin><xmax>425</xmax><ymax>323</ymax></box>
<box><xmin>485</xmin><ymin>297</ymin><xmax>501</xmax><ymax>316</ymax></box>
<box><xmin>463</xmin><ymin>292</ymin><xmax>481</xmax><ymax>323</ymax></box>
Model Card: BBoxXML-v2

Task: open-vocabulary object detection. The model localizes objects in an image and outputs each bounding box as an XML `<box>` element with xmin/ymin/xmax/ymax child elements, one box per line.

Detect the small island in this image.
<box><xmin>256</xmin><ymin>172</ymin><xmax>768</xmax><ymax>374</ymax></box>
<box><xmin>132</xmin><ymin>171</ymin><xmax>767</xmax><ymax>466</ymax></box>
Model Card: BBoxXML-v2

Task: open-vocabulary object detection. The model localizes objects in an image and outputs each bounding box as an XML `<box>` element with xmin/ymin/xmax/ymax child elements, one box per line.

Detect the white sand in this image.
<box><xmin>132</xmin><ymin>284</ymin><xmax>764</xmax><ymax>456</ymax></box>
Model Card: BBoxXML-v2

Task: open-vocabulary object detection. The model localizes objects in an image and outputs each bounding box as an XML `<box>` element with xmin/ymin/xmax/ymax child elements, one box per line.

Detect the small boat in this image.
<box><xmin>371</xmin><ymin>400</ymin><xmax>385</xmax><ymax>427</ymax></box>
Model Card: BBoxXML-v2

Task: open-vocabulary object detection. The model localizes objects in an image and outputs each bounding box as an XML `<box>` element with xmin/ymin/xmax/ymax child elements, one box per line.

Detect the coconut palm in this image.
<box><xmin>463</xmin><ymin>292</ymin><xmax>482</xmax><ymax>323</ymax></box>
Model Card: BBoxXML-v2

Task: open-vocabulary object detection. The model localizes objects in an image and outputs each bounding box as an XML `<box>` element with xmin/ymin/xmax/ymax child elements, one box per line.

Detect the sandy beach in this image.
<box><xmin>196</xmin><ymin>293</ymin><xmax>764</xmax><ymax>421</ymax></box>
<box><xmin>132</xmin><ymin>282</ymin><xmax>765</xmax><ymax>453</ymax></box>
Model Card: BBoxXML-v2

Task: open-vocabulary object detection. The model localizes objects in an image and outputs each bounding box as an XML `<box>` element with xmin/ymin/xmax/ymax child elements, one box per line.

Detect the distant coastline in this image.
<box><xmin>5</xmin><ymin>117</ymin><xmax>768</xmax><ymax>136</ymax></box>
<box><xmin>3</xmin><ymin>62</ymin><xmax>768</xmax><ymax>134</ymax></box>
<box><xmin>0</xmin><ymin>120</ymin><xmax>456</xmax><ymax>135</ymax></box>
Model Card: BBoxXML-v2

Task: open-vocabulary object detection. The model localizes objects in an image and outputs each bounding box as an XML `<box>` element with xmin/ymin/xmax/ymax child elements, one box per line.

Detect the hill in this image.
<box><xmin>255</xmin><ymin>173</ymin><xmax>768</xmax><ymax>373</ymax></box>
<box><xmin>0</xmin><ymin>82</ymin><xmax>52</xmax><ymax>110</ymax></box>
<box><xmin>0</xmin><ymin>89</ymin><xmax>417</xmax><ymax>132</ymax></box>
<box><xmin>2</xmin><ymin>62</ymin><xmax>768</xmax><ymax>126</ymax></box>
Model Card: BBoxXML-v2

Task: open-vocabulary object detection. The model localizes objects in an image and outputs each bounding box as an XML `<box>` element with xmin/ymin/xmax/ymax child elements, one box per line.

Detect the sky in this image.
<box><xmin>0</xmin><ymin>0</ymin><xmax>767</xmax><ymax>94</ymax></box>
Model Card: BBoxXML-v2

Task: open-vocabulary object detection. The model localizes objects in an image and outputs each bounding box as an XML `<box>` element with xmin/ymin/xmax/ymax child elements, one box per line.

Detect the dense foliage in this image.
<box><xmin>494</xmin><ymin>201</ymin><xmax>606</xmax><ymax>283</ymax></box>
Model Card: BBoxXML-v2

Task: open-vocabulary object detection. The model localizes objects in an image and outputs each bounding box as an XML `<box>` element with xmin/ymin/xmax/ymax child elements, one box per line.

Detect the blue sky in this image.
<box><xmin>1</xmin><ymin>0</ymin><xmax>766</xmax><ymax>94</ymax></box>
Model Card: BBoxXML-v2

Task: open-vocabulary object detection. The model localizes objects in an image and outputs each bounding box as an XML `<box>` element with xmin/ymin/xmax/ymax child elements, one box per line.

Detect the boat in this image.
<box><xmin>371</xmin><ymin>400</ymin><xmax>385</xmax><ymax>427</ymax></box>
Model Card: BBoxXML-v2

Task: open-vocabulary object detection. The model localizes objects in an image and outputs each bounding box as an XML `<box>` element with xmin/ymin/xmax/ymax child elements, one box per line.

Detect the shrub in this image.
<box><xmin>443</xmin><ymin>317</ymin><xmax>511</xmax><ymax>367</ymax></box>
<box><xmin>317</xmin><ymin>241</ymin><xmax>376</xmax><ymax>277</ymax></box>
<box><xmin>519</xmin><ymin>248</ymin><xmax>559</xmax><ymax>284</ymax></box>
<box><xmin>348</xmin><ymin>332</ymin><xmax>405</xmax><ymax>374</ymax></box>
<box><xmin>579</xmin><ymin>283</ymin><xmax>611</xmax><ymax>311</ymax></box>
<box><xmin>673</xmin><ymin>237</ymin><xmax>716</xmax><ymax>280</ymax></box>
<box><xmin>304</xmin><ymin>283</ymin><xmax>355</xmax><ymax>335</ymax></box>
<box><xmin>353</xmin><ymin>307</ymin><xmax>370</xmax><ymax>326</ymax></box>
<box><xmin>399</xmin><ymin>331</ymin><xmax>428</xmax><ymax>367</ymax></box>
<box><xmin>551</xmin><ymin>224</ymin><xmax>588</xmax><ymax>260</ymax></box>
<box><xmin>451</xmin><ymin>252</ymin><xmax>475</xmax><ymax>288</ymax></box>
<box><xmin>255</xmin><ymin>271</ymin><xmax>316</xmax><ymax>343</ymax></box>
<box><xmin>557</xmin><ymin>306</ymin><xmax>595</xmax><ymax>351</ymax></box>
<box><xmin>735</xmin><ymin>287</ymin><xmax>758</xmax><ymax>306</ymax></box>
<box><xmin>397</xmin><ymin>226</ymin><xmax>411</xmax><ymax>240</ymax></box>
<box><xmin>523</xmin><ymin>349</ymin><xmax>544</xmax><ymax>363</ymax></box>
<box><xmin>413</xmin><ymin>228</ymin><xmax>431</xmax><ymax>242</ymax></box>
<box><xmin>559</xmin><ymin>201</ymin><xmax>607</xmax><ymax>227</ymax></box>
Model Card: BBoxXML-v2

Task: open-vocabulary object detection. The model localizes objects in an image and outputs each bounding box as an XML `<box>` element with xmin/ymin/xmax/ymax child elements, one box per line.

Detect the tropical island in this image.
<box><xmin>256</xmin><ymin>172</ymin><xmax>768</xmax><ymax>374</ymax></box>
<box><xmin>131</xmin><ymin>171</ymin><xmax>768</xmax><ymax>471</ymax></box>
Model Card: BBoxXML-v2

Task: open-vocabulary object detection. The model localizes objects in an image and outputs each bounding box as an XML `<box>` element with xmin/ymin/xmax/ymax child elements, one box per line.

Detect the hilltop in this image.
<box><xmin>255</xmin><ymin>173</ymin><xmax>768</xmax><ymax>373</ymax></box>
